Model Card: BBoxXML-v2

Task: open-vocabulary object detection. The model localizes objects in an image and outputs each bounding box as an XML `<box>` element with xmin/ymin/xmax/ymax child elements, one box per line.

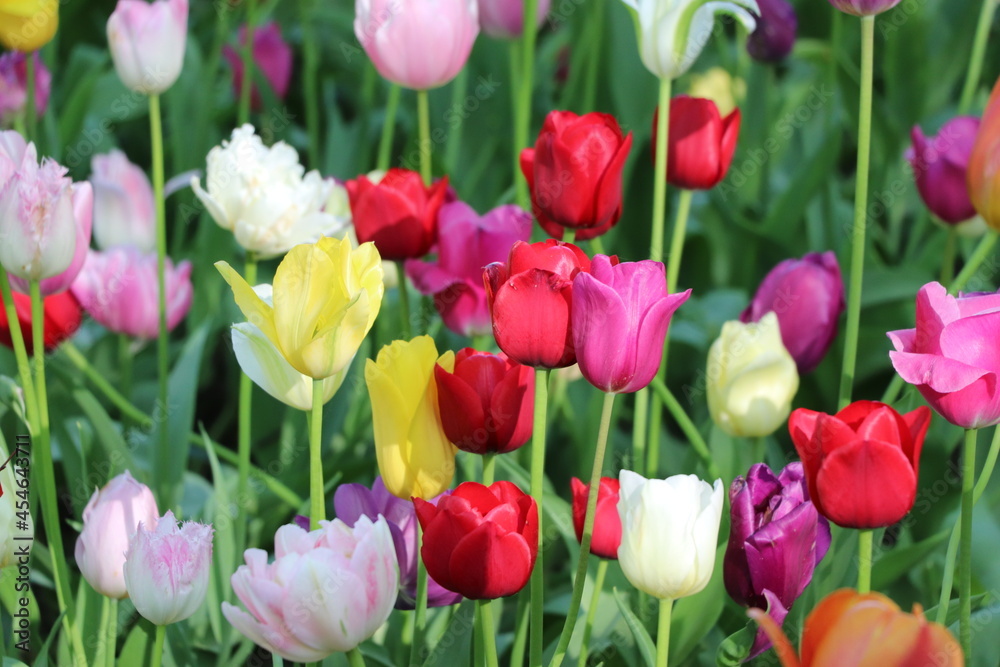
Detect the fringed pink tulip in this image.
<box><xmin>107</xmin><ymin>0</ymin><xmax>189</xmax><ymax>95</ymax></box>
<box><xmin>90</xmin><ymin>149</ymin><xmax>156</xmax><ymax>252</ymax></box>
<box><xmin>223</xmin><ymin>21</ymin><xmax>293</xmax><ymax>110</ymax></box>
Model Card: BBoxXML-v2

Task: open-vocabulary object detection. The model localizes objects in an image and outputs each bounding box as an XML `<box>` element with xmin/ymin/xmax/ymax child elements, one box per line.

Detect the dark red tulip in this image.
<box><xmin>414</xmin><ymin>480</ymin><xmax>538</xmax><ymax>600</ymax></box>
<box><xmin>570</xmin><ymin>477</ymin><xmax>621</xmax><ymax>560</ymax></box>
<box><xmin>0</xmin><ymin>289</ymin><xmax>82</xmax><ymax>354</ymax></box>
<box><xmin>653</xmin><ymin>96</ymin><xmax>741</xmax><ymax>190</ymax></box>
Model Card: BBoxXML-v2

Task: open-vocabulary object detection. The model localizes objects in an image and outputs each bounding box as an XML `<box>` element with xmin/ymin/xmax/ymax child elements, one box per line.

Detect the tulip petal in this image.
<box><xmin>490</xmin><ymin>268</ymin><xmax>574</xmax><ymax>368</ymax></box>
<box><xmin>572</xmin><ymin>270</ymin><xmax>629</xmax><ymax>391</ymax></box>
<box><xmin>815</xmin><ymin>440</ymin><xmax>917</xmax><ymax>528</ymax></box>
<box><xmin>216</xmin><ymin>261</ymin><xmax>278</xmax><ymax>346</ymax></box>
<box><xmin>419</xmin><ymin>500</ymin><xmax>481</xmax><ymax>594</ymax></box>
<box><xmin>448</xmin><ymin>521</ymin><xmax>533</xmax><ymax>599</ymax></box>
<box><xmin>939</xmin><ymin>308</ymin><xmax>1000</xmax><ymax>373</ymax></box>
<box><xmin>888</xmin><ymin>350</ymin><xmax>992</xmax><ymax>394</ymax></box>
<box><xmin>435</xmin><ymin>363</ymin><xmax>489</xmax><ymax>453</ymax></box>
<box><xmin>489</xmin><ymin>362</ymin><xmax>534</xmax><ymax>453</ymax></box>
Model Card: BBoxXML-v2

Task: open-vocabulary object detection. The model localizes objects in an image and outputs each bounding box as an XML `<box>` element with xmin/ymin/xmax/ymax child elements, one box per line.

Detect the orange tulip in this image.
<box><xmin>750</xmin><ymin>589</ymin><xmax>963</xmax><ymax>667</ymax></box>
<box><xmin>968</xmin><ymin>76</ymin><xmax>1000</xmax><ymax>230</ymax></box>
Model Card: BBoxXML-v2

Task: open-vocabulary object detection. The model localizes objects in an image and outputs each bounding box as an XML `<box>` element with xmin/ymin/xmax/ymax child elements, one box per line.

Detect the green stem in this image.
<box><xmin>666</xmin><ymin>190</ymin><xmax>692</xmax><ymax>294</ymax></box>
<box><xmin>951</xmin><ymin>231</ymin><xmax>998</xmax><ymax>294</ymax></box>
<box><xmin>118</xmin><ymin>334</ymin><xmax>133</xmax><ymax>421</ymax></box>
<box><xmin>836</xmin><ymin>15</ymin><xmax>875</xmax><ymax>411</ymax></box>
<box><xmin>562</xmin><ymin>228</ymin><xmax>576</xmax><ymax>244</ymax></box>
<box><xmin>650</xmin><ymin>78</ymin><xmax>672</xmax><ymax>264</ymax></box>
<box><xmin>107</xmin><ymin>598</ymin><xmax>118</xmax><ymax>667</ymax></box>
<box><xmin>632</xmin><ymin>389</ymin><xmax>649</xmax><ymax>476</ymax></box>
<box><xmin>960</xmin><ymin>428</ymin><xmax>977</xmax><ymax>660</ymax></box>
<box><xmin>958</xmin><ymin>0</ymin><xmax>998</xmax><ymax>114</ymax></box>
<box><xmin>309</xmin><ymin>379</ymin><xmax>325</xmax><ymax>528</ymax></box>
<box><xmin>96</xmin><ymin>595</ymin><xmax>110</xmax><ymax>667</ymax></box>
<box><xmin>149</xmin><ymin>93</ymin><xmax>170</xmax><ymax>500</ymax></box>
<box><xmin>377</xmin><ymin>84</ymin><xmax>401</xmax><ymax>171</ymax></box>
<box><xmin>25</xmin><ymin>51</ymin><xmax>36</xmax><ymax>142</ymax></box>
<box><xmin>397</xmin><ymin>262</ymin><xmax>413</xmax><ymax>339</ymax></box>
<box><xmin>445</xmin><ymin>68</ymin><xmax>469</xmax><ymax>173</ymax></box>
<box><xmin>576</xmin><ymin>559</ymin><xmax>608</xmax><ymax>667</ymax></box>
<box><xmin>529</xmin><ymin>368</ymin><xmax>549</xmax><ymax>667</ymax></box>
<box><xmin>550</xmin><ymin>393</ymin><xmax>616</xmax><ymax>667</ymax></box>
<box><xmin>857</xmin><ymin>529</ymin><xmax>873</xmax><ymax>593</ymax></box>
<box><xmin>347</xmin><ymin>647</ymin><xmax>366</xmax><ymax>667</ymax></box>
<box><xmin>580</xmin><ymin>0</ymin><xmax>603</xmax><ymax>113</ymax></box>
<box><xmin>482</xmin><ymin>453</ymin><xmax>496</xmax><ymax>486</ymax></box>
<box><xmin>941</xmin><ymin>226</ymin><xmax>958</xmax><ymax>287</ymax></box>
<box><xmin>236</xmin><ymin>254</ymin><xmax>257</xmax><ymax>560</ymax></box>
<box><xmin>238</xmin><ymin>0</ymin><xmax>256</xmax><ymax>125</ymax></box>
<box><xmin>410</xmin><ymin>524</ymin><xmax>429</xmax><ymax>667</ymax></box>
<box><xmin>300</xmin><ymin>0</ymin><xmax>321</xmax><ymax>167</ymax></box>
<box><xmin>475</xmin><ymin>598</ymin><xmax>487</xmax><ymax>667</ymax></box>
<box><xmin>880</xmin><ymin>374</ymin><xmax>905</xmax><ymax>405</ymax></box>
<box><xmin>151</xmin><ymin>624</ymin><xmax>166</xmax><ymax>667</ymax></box>
<box><xmin>649</xmin><ymin>377</ymin><xmax>722</xmax><ymax>481</ymax></box>
<box><xmin>480</xmin><ymin>600</ymin><xmax>501</xmax><ymax>667</ymax></box>
<box><xmin>752</xmin><ymin>436</ymin><xmax>766</xmax><ymax>467</ymax></box>
<box><xmin>0</xmin><ymin>268</ymin><xmax>37</xmax><ymax>421</ymax></box>
<box><xmin>656</xmin><ymin>598</ymin><xmax>673</xmax><ymax>667</ymax></box>
<box><xmin>510</xmin><ymin>593</ymin><xmax>530</xmax><ymax>667</ymax></box>
<box><xmin>417</xmin><ymin>89</ymin><xmax>432</xmax><ymax>186</ymax></box>
<box><xmin>515</xmin><ymin>0</ymin><xmax>539</xmax><ymax>210</ymax></box>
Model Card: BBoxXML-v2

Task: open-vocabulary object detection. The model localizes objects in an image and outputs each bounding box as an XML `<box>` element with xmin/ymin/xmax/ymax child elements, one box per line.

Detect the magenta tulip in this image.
<box><xmin>0</xmin><ymin>52</ymin><xmax>50</xmax><ymax>126</ymax></box>
<box><xmin>223</xmin><ymin>21</ymin><xmax>293</xmax><ymax>110</ymax></box>
<box><xmin>827</xmin><ymin>0</ymin><xmax>900</xmax><ymax>15</ymax></box>
<box><xmin>571</xmin><ymin>255</ymin><xmax>690</xmax><ymax>393</ymax></box>
<box><xmin>477</xmin><ymin>0</ymin><xmax>551</xmax><ymax>39</ymax></box>
<box><xmin>905</xmin><ymin>116</ymin><xmax>980</xmax><ymax>225</ymax></box>
<box><xmin>889</xmin><ymin>281</ymin><xmax>1000</xmax><ymax>429</ymax></box>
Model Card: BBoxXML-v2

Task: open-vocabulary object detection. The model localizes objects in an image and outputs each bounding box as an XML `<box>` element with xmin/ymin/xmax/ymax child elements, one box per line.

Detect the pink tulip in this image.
<box><xmin>223</xmin><ymin>516</ymin><xmax>398</xmax><ymax>662</ymax></box>
<box><xmin>70</xmin><ymin>247</ymin><xmax>193</xmax><ymax>339</ymax></box>
<box><xmin>223</xmin><ymin>22</ymin><xmax>293</xmax><ymax>111</ymax></box>
<box><xmin>107</xmin><ymin>0</ymin><xmax>188</xmax><ymax>95</ymax></box>
<box><xmin>406</xmin><ymin>201</ymin><xmax>532</xmax><ymax>337</ymax></box>
<box><xmin>0</xmin><ymin>52</ymin><xmax>51</xmax><ymax>126</ymax></box>
<box><xmin>477</xmin><ymin>0</ymin><xmax>551</xmax><ymax>39</ymax></box>
<box><xmin>73</xmin><ymin>471</ymin><xmax>160</xmax><ymax>599</ymax></box>
<box><xmin>888</xmin><ymin>281</ymin><xmax>1000</xmax><ymax>429</ymax></box>
<box><xmin>90</xmin><ymin>149</ymin><xmax>156</xmax><ymax>252</ymax></box>
<box><xmin>571</xmin><ymin>255</ymin><xmax>691</xmax><ymax>393</ymax></box>
<box><xmin>905</xmin><ymin>116</ymin><xmax>981</xmax><ymax>225</ymax></box>
<box><xmin>123</xmin><ymin>510</ymin><xmax>213</xmax><ymax>625</ymax></box>
<box><xmin>354</xmin><ymin>0</ymin><xmax>479</xmax><ymax>90</ymax></box>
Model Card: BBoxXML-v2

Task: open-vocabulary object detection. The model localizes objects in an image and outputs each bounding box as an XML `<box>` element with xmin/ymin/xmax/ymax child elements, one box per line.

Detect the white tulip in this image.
<box><xmin>617</xmin><ymin>470</ymin><xmax>723</xmax><ymax>600</ymax></box>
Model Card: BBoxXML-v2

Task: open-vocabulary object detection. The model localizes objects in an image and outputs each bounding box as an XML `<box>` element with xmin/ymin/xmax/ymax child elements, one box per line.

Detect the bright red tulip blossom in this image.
<box><xmin>0</xmin><ymin>289</ymin><xmax>82</xmax><ymax>354</ymax></box>
<box><xmin>570</xmin><ymin>477</ymin><xmax>621</xmax><ymax>560</ymax></box>
<box><xmin>653</xmin><ymin>96</ymin><xmax>741</xmax><ymax>190</ymax></box>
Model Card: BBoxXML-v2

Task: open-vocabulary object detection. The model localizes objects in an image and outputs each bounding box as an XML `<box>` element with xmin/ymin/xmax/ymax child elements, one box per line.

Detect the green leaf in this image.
<box><xmin>421</xmin><ymin>600</ymin><xmax>475</xmax><ymax>667</ymax></box>
<box><xmin>871</xmin><ymin>529</ymin><xmax>949</xmax><ymax>590</ymax></box>
<box><xmin>613</xmin><ymin>587</ymin><xmax>655</xmax><ymax>667</ymax></box>
<box><xmin>716</xmin><ymin>619</ymin><xmax>756</xmax><ymax>667</ymax></box>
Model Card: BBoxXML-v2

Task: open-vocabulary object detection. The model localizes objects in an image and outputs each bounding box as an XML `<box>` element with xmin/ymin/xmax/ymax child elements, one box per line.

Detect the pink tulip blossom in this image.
<box><xmin>0</xmin><ymin>52</ymin><xmax>51</xmax><ymax>126</ymax></box>
<box><xmin>477</xmin><ymin>0</ymin><xmax>551</xmax><ymax>39</ymax></box>
<box><xmin>107</xmin><ymin>0</ymin><xmax>189</xmax><ymax>95</ymax></box>
<box><xmin>223</xmin><ymin>21</ymin><xmax>293</xmax><ymax>111</ymax></box>
<box><xmin>90</xmin><ymin>149</ymin><xmax>156</xmax><ymax>251</ymax></box>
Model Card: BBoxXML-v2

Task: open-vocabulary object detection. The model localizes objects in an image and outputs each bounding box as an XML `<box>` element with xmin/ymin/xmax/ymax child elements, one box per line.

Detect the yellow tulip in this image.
<box><xmin>366</xmin><ymin>336</ymin><xmax>457</xmax><ymax>500</ymax></box>
<box><xmin>0</xmin><ymin>0</ymin><xmax>58</xmax><ymax>52</ymax></box>
<box><xmin>688</xmin><ymin>67</ymin><xmax>745</xmax><ymax>117</ymax></box>
<box><xmin>216</xmin><ymin>237</ymin><xmax>384</xmax><ymax>380</ymax></box>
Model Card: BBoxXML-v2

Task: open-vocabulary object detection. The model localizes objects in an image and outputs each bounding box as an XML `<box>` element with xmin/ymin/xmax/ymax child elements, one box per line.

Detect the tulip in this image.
<box><xmin>617</xmin><ymin>470</ymin><xmax>724</xmax><ymax>600</ymax></box>
<box><xmin>0</xmin><ymin>445</ymin><xmax>32</xmax><ymax>568</ymax></box>
<box><xmin>477</xmin><ymin>0</ymin><xmax>551</xmax><ymax>39</ymax></box>
<box><xmin>520</xmin><ymin>111</ymin><xmax>633</xmax><ymax>240</ymax></box>
<box><xmin>570</xmin><ymin>477</ymin><xmax>620</xmax><ymax>560</ymax></box>
<box><xmin>406</xmin><ymin>202</ymin><xmax>532</xmax><ymax>336</ymax></box>
<box><xmin>905</xmin><ymin>117</ymin><xmax>980</xmax><ymax>225</ymax></box>
<box><xmin>216</xmin><ymin>237</ymin><xmax>384</xmax><ymax>380</ymax></box>
<box><xmin>70</xmin><ymin>247</ymin><xmax>193</xmax><ymax>340</ymax></box>
<box><xmin>106</xmin><ymin>0</ymin><xmax>188</xmax><ymax>95</ymax></box>
<box><xmin>192</xmin><ymin>125</ymin><xmax>343</xmax><ymax>258</ymax></box>
<box><xmin>366</xmin><ymin>336</ymin><xmax>457</xmax><ymax>499</ymax></box>
<box><xmin>414</xmin><ymin>480</ymin><xmax>538</xmax><ymax>599</ymax></box>
<box><xmin>90</xmin><ymin>149</ymin><xmax>156</xmax><ymax>252</ymax></box>
<box><xmin>687</xmin><ymin>67</ymin><xmax>744</xmax><ymax>116</ymax></box>
<box><xmin>724</xmin><ymin>462</ymin><xmax>831</xmax><ymax>658</ymax></box>
<box><xmin>740</xmin><ymin>251</ymin><xmax>845</xmax><ymax>374</ymax></box>
<box><xmin>653</xmin><ymin>96</ymin><xmax>741</xmax><ymax>190</ymax></box>
<box><xmin>223</xmin><ymin>22</ymin><xmax>292</xmax><ymax>110</ymax></box>
<box><xmin>434</xmin><ymin>348</ymin><xmax>534</xmax><ymax>455</ymax></box>
<box><xmin>750</xmin><ymin>588</ymin><xmax>964</xmax><ymax>667</ymax></box>
<box><xmin>707</xmin><ymin>312</ymin><xmax>799</xmax><ymax>437</ymax></box>
<box><xmin>484</xmin><ymin>239</ymin><xmax>595</xmax><ymax>369</ymax></box>
<box><xmin>330</xmin><ymin>176</ymin><xmax>401</xmax><ymax>289</ymax></box>
<box><xmin>123</xmin><ymin>510</ymin><xmax>213</xmax><ymax>624</ymax></box>
<box><xmin>73</xmin><ymin>471</ymin><xmax>159</xmax><ymax>599</ymax></box>
<box><xmin>223</xmin><ymin>517</ymin><xmax>399</xmax><ymax>661</ymax></box>
<box><xmin>747</xmin><ymin>0</ymin><xmax>797</xmax><ymax>62</ymax></box>
<box><xmin>345</xmin><ymin>169</ymin><xmax>449</xmax><ymax>261</ymax></box>
<box><xmin>354</xmin><ymin>0</ymin><xmax>479</xmax><ymax>90</ymax></box>
<box><xmin>0</xmin><ymin>289</ymin><xmax>82</xmax><ymax>354</ymax></box>
<box><xmin>572</xmin><ymin>255</ymin><xmax>690</xmax><ymax>393</ymax></box>
<box><xmin>827</xmin><ymin>0</ymin><xmax>901</xmax><ymax>16</ymax></box>
<box><xmin>617</xmin><ymin>0</ymin><xmax>758</xmax><ymax>80</ymax></box>
<box><xmin>334</xmin><ymin>477</ymin><xmax>462</xmax><ymax>609</ymax></box>
<box><xmin>888</xmin><ymin>282</ymin><xmax>1000</xmax><ymax>429</ymax></box>
<box><xmin>0</xmin><ymin>0</ymin><xmax>57</xmax><ymax>52</ymax></box>
<box><xmin>969</xmin><ymin>77</ymin><xmax>1000</xmax><ymax>229</ymax></box>
<box><xmin>789</xmin><ymin>401</ymin><xmax>930</xmax><ymax>529</ymax></box>
<box><xmin>0</xmin><ymin>52</ymin><xmax>50</xmax><ymax>126</ymax></box>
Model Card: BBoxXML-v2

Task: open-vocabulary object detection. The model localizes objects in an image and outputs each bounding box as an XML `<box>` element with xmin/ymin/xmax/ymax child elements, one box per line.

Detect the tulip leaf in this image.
<box><xmin>715</xmin><ymin>620</ymin><xmax>755</xmax><ymax>666</ymax></box>
<box><xmin>612</xmin><ymin>587</ymin><xmax>656</xmax><ymax>667</ymax></box>
<box><xmin>925</xmin><ymin>593</ymin><xmax>992</xmax><ymax>629</ymax></box>
<box><xmin>421</xmin><ymin>600</ymin><xmax>475</xmax><ymax>667</ymax></box>
<box><xmin>21</xmin><ymin>609</ymin><xmax>64</xmax><ymax>667</ymax></box>
<box><xmin>200</xmin><ymin>427</ymin><xmax>234</xmax><ymax>650</ymax></box>
<box><xmin>871</xmin><ymin>529</ymin><xmax>949</xmax><ymax>590</ymax></box>
<box><xmin>72</xmin><ymin>387</ymin><xmax>137</xmax><ymax>479</ymax></box>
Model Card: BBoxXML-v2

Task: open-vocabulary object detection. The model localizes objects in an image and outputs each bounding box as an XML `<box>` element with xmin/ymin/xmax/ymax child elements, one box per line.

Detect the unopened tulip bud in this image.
<box><xmin>107</xmin><ymin>0</ymin><xmax>189</xmax><ymax>95</ymax></box>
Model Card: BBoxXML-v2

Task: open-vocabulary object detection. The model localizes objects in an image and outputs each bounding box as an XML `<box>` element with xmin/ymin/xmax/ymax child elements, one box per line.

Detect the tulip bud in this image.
<box><xmin>707</xmin><ymin>313</ymin><xmax>799</xmax><ymax>437</ymax></box>
<box><xmin>827</xmin><ymin>0</ymin><xmax>900</xmax><ymax>16</ymax></box>
<box><xmin>90</xmin><ymin>149</ymin><xmax>156</xmax><ymax>252</ymax></box>
<box><xmin>0</xmin><ymin>289</ymin><xmax>82</xmax><ymax>354</ymax></box>
<box><xmin>477</xmin><ymin>0</ymin><xmax>551</xmax><ymax>39</ymax></box>
<box><xmin>0</xmin><ymin>53</ymin><xmax>51</xmax><ymax>127</ymax></box>
<box><xmin>0</xmin><ymin>446</ymin><xmax>32</xmax><ymax>568</ymax></box>
<box><xmin>570</xmin><ymin>477</ymin><xmax>621</xmax><ymax>560</ymax></box>
<box><xmin>223</xmin><ymin>22</ymin><xmax>292</xmax><ymax>111</ymax></box>
<box><xmin>0</xmin><ymin>0</ymin><xmax>58</xmax><ymax>52</ymax></box>
<box><xmin>653</xmin><ymin>96</ymin><xmax>741</xmax><ymax>191</ymax></box>
<box><xmin>746</xmin><ymin>0</ymin><xmax>797</xmax><ymax>63</ymax></box>
<box><xmin>905</xmin><ymin>116</ymin><xmax>981</xmax><ymax>226</ymax></box>
<box><xmin>74</xmin><ymin>471</ymin><xmax>159</xmax><ymax>599</ymax></box>
<box><xmin>123</xmin><ymin>510</ymin><xmax>213</xmax><ymax>625</ymax></box>
<box><xmin>107</xmin><ymin>0</ymin><xmax>188</xmax><ymax>95</ymax></box>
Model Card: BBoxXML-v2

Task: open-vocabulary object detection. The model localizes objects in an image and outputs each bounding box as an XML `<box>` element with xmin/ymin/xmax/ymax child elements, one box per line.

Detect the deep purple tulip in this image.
<box><xmin>905</xmin><ymin>116</ymin><xmax>980</xmax><ymax>225</ymax></box>
<box><xmin>333</xmin><ymin>477</ymin><xmax>462</xmax><ymax>610</ymax></box>
<box><xmin>723</xmin><ymin>462</ymin><xmax>831</xmax><ymax>658</ymax></box>
<box><xmin>827</xmin><ymin>0</ymin><xmax>900</xmax><ymax>16</ymax></box>
<box><xmin>740</xmin><ymin>251</ymin><xmax>844</xmax><ymax>374</ymax></box>
<box><xmin>406</xmin><ymin>201</ymin><xmax>532</xmax><ymax>337</ymax></box>
<box><xmin>747</xmin><ymin>0</ymin><xmax>797</xmax><ymax>63</ymax></box>
<box><xmin>571</xmin><ymin>255</ymin><xmax>690</xmax><ymax>393</ymax></box>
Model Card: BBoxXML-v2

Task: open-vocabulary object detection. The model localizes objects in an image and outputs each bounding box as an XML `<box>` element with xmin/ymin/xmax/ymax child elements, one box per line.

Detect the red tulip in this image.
<box><xmin>434</xmin><ymin>348</ymin><xmax>534</xmax><ymax>455</ymax></box>
<box><xmin>484</xmin><ymin>239</ymin><xmax>597</xmax><ymax>369</ymax></box>
<box><xmin>570</xmin><ymin>477</ymin><xmax>621</xmax><ymax>560</ymax></box>
<box><xmin>789</xmin><ymin>401</ymin><xmax>931</xmax><ymax>529</ymax></box>
<box><xmin>345</xmin><ymin>169</ymin><xmax>449</xmax><ymax>260</ymax></box>
<box><xmin>653</xmin><ymin>96</ymin><xmax>741</xmax><ymax>190</ymax></box>
<box><xmin>414</xmin><ymin>480</ymin><xmax>538</xmax><ymax>600</ymax></box>
<box><xmin>0</xmin><ymin>289</ymin><xmax>82</xmax><ymax>354</ymax></box>
<box><xmin>520</xmin><ymin>110</ymin><xmax>632</xmax><ymax>240</ymax></box>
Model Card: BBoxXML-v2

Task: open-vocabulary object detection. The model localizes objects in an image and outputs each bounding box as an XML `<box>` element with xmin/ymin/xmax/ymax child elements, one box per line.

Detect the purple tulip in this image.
<box><xmin>747</xmin><ymin>0</ymin><xmax>797</xmax><ymax>63</ymax></box>
<box><xmin>740</xmin><ymin>251</ymin><xmax>844</xmax><ymax>374</ymax></box>
<box><xmin>333</xmin><ymin>477</ymin><xmax>462</xmax><ymax>610</ymax></box>
<box><xmin>905</xmin><ymin>116</ymin><xmax>980</xmax><ymax>225</ymax></box>
<box><xmin>723</xmin><ymin>462</ymin><xmax>831</xmax><ymax>658</ymax></box>
<box><xmin>223</xmin><ymin>21</ymin><xmax>293</xmax><ymax>111</ymax></box>
<box><xmin>0</xmin><ymin>52</ymin><xmax>51</xmax><ymax>126</ymax></box>
<box><xmin>406</xmin><ymin>201</ymin><xmax>532</xmax><ymax>338</ymax></box>
<box><xmin>571</xmin><ymin>255</ymin><xmax>691</xmax><ymax>393</ymax></box>
<box><xmin>827</xmin><ymin>0</ymin><xmax>900</xmax><ymax>16</ymax></box>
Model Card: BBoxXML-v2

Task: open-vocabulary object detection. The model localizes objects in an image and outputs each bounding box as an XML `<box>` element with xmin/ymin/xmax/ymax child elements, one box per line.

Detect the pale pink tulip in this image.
<box><xmin>90</xmin><ymin>149</ymin><xmax>156</xmax><ymax>251</ymax></box>
<box><xmin>106</xmin><ymin>0</ymin><xmax>188</xmax><ymax>95</ymax></box>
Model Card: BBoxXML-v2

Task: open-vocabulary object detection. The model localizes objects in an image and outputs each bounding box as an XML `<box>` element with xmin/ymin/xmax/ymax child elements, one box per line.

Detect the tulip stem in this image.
<box><xmin>301</xmin><ymin>0</ymin><xmax>321</xmax><ymax>167</ymax></box>
<box><xmin>951</xmin><ymin>231</ymin><xmax>998</xmax><ymax>294</ymax></box>
<box><xmin>377</xmin><ymin>84</ymin><xmax>401</xmax><ymax>171</ymax></box>
<box><xmin>550</xmin><ymin>392</ymin><xmax>616</xmax><ymax>667</ymax></box>
<box><xmin>397</xmin><ymin>262</ymin><xmax>413</xmax><ymax>338</ymax></box>
<box><xmin>0</xmin><ymin>268</ymin><xmax>37</xmax><ymax>425</ymax></box>
<box><xmin>576</xmin><ymin>558</ymin><xmax>608</xmax><ymax>667</ymax></box>
<box><xmin>149</xmin><ymin>92</ymin><xmax>171</xmax><ymax>502</ymax></box>
<box><xmin>632</xmin><ymin>389</ymin><xmax>649</xmax><ymax>476</ymax></box>
<box><xmin>118</xmin><ymin>334</ymin><xmax>133</xmax><ymax>420</ymax></box>
<box><xmin>656</xmin><ymin>598</ymin><xmax>673</xmax><ymax>667</ymax></box>
<box><xmin>96</xmin><ymin>595</ymin><xmax>110</xmax><ymax>666</ymax></box>
<box><xmin>666</xmin><ymin>190</ymin><xmax>692</xmax><ymax>294</ymax></box>
<box><xmin>238</xmin><ymin>0</ymin><xmax>256</xmax><ymax>125</ymax></box>
<box><xmin>25</xmin><ymin>52</ymin><xmax>36</xmax><ymax>143</ymax></box>
<box><xmin>347</xmin><ymin>648</ymin><xmax>367</xmax><ymax>667</ymax></box>
<box><xmin>649</xmin><ymin>377</ymin><xmax>722</xmax><ymax>481</ymax></box>
<box><xmin>940</xmin><ymin>226</ymin><xmax>958</xmax><ymax>287</ymax></box>
<box><xmin>959</xmin><ymin>0</ymin><xmax>998</xmax><ymax>114</ymax></box>
<box><xmin>417</xmin><ymin>89</ymin><xmax>432</xmax><ymax>186</ymax></box>
<box><xmin>308</xmin><ymin>379</ymin><xmax>326</xmax><ymax>528</ymax></box>
<box><xmin>480</xmin><ymin>600</ymin><xmax>501</xmax><ymax>667</ymax></box>
<box><xmin>445</xmin><ymin>67</ymin><xmax>469</xmax><ymax>173</ymax></box>
<box><xmin>856</xmin><ymin>529</ymin><xmax>873</xmax><ymax>593</ymax></box>
<box><xmin>752</xmin><ymin>436</ymin><xmax>766</xmax><ymax>467</ymax></box>
<box><xmin>529</xmin><ymin>368</ymin><xmax>550</xmax><ymax>667</ymax></box>
<box><xmin>836</xmin><ymin>15</ymin><xmax>875</xmax><ymax>411</ymax></box>
<box><xmin>515</xmin><ymin>0</ymin><xmax>539</xmax><ymax>210</ymax></box>
<box><xmin>236</xmin><ymin>254</ymin><xmax>258</xmax><ymax>561</ymax></box>
<box><xmin>410</xmin><ymin>525</ymin><xmax>429</xmax><ymax>667</ymax></box>
<box><xmin>959</xmin><ymin>428</ymin><xmax>977</xmax><ymax>659</ymax></box>
<box><xmin>107</xmin><ymin>598</ymin><xmax>118</xmax><ymax>667</ymax></box>
<box><xmin>151</xmin><ymin>624</ymin><xmax>166</xmax><ymax>667</ymax></box>
<box><xmin>483</xmin><ymin>453</ymin><xmax>496</xmax><ymax>486</ymax></box>
<box><xmin>562</xmin><ymin>228</ymin><xmax>576</xmax><ymax>244</ymax></box>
